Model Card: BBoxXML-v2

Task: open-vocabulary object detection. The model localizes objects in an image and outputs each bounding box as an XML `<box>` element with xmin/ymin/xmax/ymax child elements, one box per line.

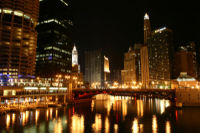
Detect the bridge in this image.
<box><xmin>0</xmin><ymin>87</ymin><xmax>175</xmax><ymax>106</ymax></box>
<box><xmin>73</xmin><ymin>89</ymin><xmax>175</xmax><ymax>100</ymax></box>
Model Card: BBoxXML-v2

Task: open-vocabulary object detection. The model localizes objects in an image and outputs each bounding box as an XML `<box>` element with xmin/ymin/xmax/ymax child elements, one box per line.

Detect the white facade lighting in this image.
<box><xmin>59</xmin><ymin>88</ymin><xmax>67</xmax><ymax>90</ymax></box>
<box><xmin>24</xmin><ymin>87</ymin><xmax>38</xmax><ymax>90</ymax></box>
<box><xmin>144</xmin><ymin>13</ymin><xmax>149</xmax><ymax>20</ymax></box>
<box><xmin>49</xmin><ymin>87</ymin><xmax>58</xmax><ymax>90</ymax></box>
<box><xmin>40</xmin><ymin>87</ymin><xmax>46</xmax><ymax>90</ymax></box>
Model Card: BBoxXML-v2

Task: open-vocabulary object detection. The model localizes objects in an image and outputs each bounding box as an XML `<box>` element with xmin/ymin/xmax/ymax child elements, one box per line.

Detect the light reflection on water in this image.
<box><xmin>1</xmin><ymin>94</ymin><xmax>200</xmax><ymax>132</ymax></box>
<box><xmin>152</xmin><ymin>115</ymin><xmax>157</xmax><ymax>133</ymax></box>
<box><xmin>92</xmin><ymin>114</ymin><xmax>102</xmax><ymax>132</ymax></box>
<box><xmin>71</xmin><ymin>114</ymin><xmax>84</xmax><ymax>133</ymax></box>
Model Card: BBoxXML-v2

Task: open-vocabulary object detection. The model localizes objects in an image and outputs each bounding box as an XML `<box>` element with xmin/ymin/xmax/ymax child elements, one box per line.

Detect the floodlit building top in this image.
<box><xmin>144</xmin><ymin>13</ymin><xmax>149</xmax><ymax>20</ymax></box>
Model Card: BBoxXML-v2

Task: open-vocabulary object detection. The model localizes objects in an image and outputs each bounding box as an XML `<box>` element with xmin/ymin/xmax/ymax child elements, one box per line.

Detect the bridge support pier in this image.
<box><xmin>32</xmin><ymin>96</ymin><xmax>34</xmax><ymax>104</ymax></box>
<box><xmin>37</xmin><ymin>97</ymin><xmax>40</xmax><ymax>103</ymax></box>
<box><xmin>18</xmin><ymin>96</ymin><xmax>20</xmax><ymax>108</ymax></box>
<box><xmin>68</xmin><ymin>83</ymin><xmax>73</xmax><ymax>101</ymax></box>
<box><xmin>55</xmin><ymin>96</ymin><xmax>58</xmax><ymax>103</ymax></box>
<box><xmin>64</xmin><ymin>95</ymin><xmax>66</xmax><ymax>104</ymax></box>
<box><xmin>45</xmin><ymin>96</ymin><xmax>47</xmax><ymax>105</ymax></box>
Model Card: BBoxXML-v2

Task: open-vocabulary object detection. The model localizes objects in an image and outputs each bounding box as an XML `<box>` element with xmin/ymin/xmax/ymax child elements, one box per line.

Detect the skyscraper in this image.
<box><xmin>121</xmin><ymin>47</ymin><xmax>136</xmax><ymax>87</ymax></box>
<box><xmin>0</xmin><ymin>0</ymin><xmax>39</xmax><ymax>79</ymax></box>
<box><xmin>148</xmin><ymin>27</ymin><xmax>174</xmax><ymax>88</ymax></box>
<box><xmin>84</xmin><ymin>50</ymin><xmax>110</xmax><ymax>88</ymax></box>
<box><xmin>134</xmin><ymin>44</ymin><xmax>142</xmax><ymax>82</ymax></box>
<box><xmin>140</xmin><ymin>46</ymin><xmax>150</xmax><ymax>88</ymax></box>
<box><xmin>36</xmin><ymin>0</ymin><xmax>73</xmax><ymax>78</ymax></box>
<box><xmin>144</xmin><ymin>13</ymin><xmax>151</xmax><ymax>44</ymax></box>
<box><xmin>104</xmin><ymin>56</ymin><xmax>110</xmax><ymax>86</ymax></box>
<box><xmin>140</xmin><ymin>13</ymin><xmax>151</xmax><ymax>88</ymax></box>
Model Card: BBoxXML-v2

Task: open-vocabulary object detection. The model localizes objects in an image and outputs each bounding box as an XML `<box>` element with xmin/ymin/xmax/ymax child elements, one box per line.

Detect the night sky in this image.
<box><xmin>72</xmin><ymin>0</ymin><xmax>200</xmax><ymax>73</ymax></box>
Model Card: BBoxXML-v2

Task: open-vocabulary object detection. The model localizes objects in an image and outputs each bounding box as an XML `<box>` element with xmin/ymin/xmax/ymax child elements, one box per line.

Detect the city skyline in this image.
<box><xmin>1</xmin><ymin>1</ymin><xmax>200</xmax><ymax>132</ymax></box>
<box><xmin>72</xmin><ymin>0</ymin><xmax>200</xmax><ymax>71</ymax></box>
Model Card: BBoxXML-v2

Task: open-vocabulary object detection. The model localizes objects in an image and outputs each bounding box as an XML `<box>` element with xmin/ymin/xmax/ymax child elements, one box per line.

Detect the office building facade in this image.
<box><xmin>148</xmin><ymin>27</ymin><xmax>174</xmax><ymax>87</ymax></box>
<box><xmin>140</xmin><ymin>46</ymin><xmax>150</xmax><ymax>88</ymax></box>
<box><xmin>0</xmin><ymin>0</ymin><xmax>39</xmax><ymax>79</ymax></box>
<box><xmin>121</xmin><ymin>47</ymin><xmax>136</xmax><ymax>87</ymax></box>
<box><xmin>84</xmin><ymin>50</ymin><xmax>110</xmax><ymax>88</ymax></box>
<box><xmin>36</xmin><ymin>0</ymin><xmax>73</xmax><ymax>78</ymax></box>
<box><xmin>174</xmin><ymin>43</ymin><xmax>197</xmax><ymax>78</ymax></box>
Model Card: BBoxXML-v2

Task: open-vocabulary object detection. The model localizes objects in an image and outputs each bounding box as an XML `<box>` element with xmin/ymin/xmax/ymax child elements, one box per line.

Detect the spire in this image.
<box><xmin>144</xmin><ymin>13</ymin><xmax>149</xmax><ymax>20</ymax></box>
<box><xmin>72</xmin><ymin>45</ymin><xmax>77</xmax><ymax>52</ymax></box>
<box><xmin>72</xmin><ymin>44</ymin><xmax>78</xmax><ymax>66</ymax></box>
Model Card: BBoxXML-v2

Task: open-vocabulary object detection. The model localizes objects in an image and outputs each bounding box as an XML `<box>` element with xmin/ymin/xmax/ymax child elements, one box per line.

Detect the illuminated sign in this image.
<box><xmin>155</xmin><ymin>27</ymin><xmax>167</xmax><ymax>33</ymax></box>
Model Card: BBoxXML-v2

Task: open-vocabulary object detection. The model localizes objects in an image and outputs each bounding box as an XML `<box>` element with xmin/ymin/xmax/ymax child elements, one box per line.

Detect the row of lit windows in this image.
<box><xmin>41</xmin><ymin>60</ymin><xmax>70</xmax><ymax>65</ymax></box>
<box><xmin>0</xmin><ymin>68</ymin><xmax>18</xmax><ymax>71</ymax></box>
<box><xmin>39</xmin><ymin>18</ymin><xmax>73</xmax><ymax>26</ymax></box>
<box><xmin>0</xmin><ymin>72</ymin><xmax>18</xmax><ymax>75</ymax></box>
<box><xmin>44</xmin><ymin>46</ymin><xmax>71</xmax><ymax>55</ymax></box>
<box><xmin>37</xmin><ymin>53</ymin><xmax>52</xmax><ymax>57</ymax></box>
<box><xmin>39</xmin><ymin>19</ymin><xmax>68</xmax><ymax>27</ymax></box>
<box><xmin>0</xmin><ymin>8</ymin><xmax>34</xmax><ymax>23</ymax></box>
<box><xmin>36</xmin><ymin>54</ymin><xmax>62</xmax><ymax>59</ymax></box>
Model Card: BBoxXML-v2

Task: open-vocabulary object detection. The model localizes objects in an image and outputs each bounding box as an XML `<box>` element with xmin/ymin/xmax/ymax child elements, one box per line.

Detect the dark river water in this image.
<box><xmin>0</xmin><ymin>94</ymin><xmax>200</xmax><ymax>133</ymax></box>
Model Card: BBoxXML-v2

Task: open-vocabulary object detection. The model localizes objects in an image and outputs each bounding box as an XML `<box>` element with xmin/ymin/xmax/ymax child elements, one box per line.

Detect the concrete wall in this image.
<box><xmin>176</xmin><ymin>88</ymin><xmax>200</xmax><ymax>106</ymax></box>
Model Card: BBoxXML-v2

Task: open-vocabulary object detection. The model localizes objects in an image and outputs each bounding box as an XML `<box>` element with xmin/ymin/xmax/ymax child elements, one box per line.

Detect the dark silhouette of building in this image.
<box><xmin>174</xmin><ymin>42</ymin><xmax>197</xmax><ymax>78</ymax></box>
<box><xmin>84</xmin><ymin>50</ymin><xmax>110</xmax><ymax>88</ymax></box>
<box><xmin>0</xmin><ymin>0</ymin><xmax>39</xmax><ymax>79</ymax></box>
<box><xmin>112</xmin><ymin>69</ymin><xmax>121</xmax><ymax>83</ymax></box>
<box><xmin>134</xmin><ymin>44</ymin><xmax>142</xmax><ymax>83</ymax></box>
<box><xmin>36</xmin><ymin>0</ymin><xmax>73</xmax><ymax>78</ymax></box>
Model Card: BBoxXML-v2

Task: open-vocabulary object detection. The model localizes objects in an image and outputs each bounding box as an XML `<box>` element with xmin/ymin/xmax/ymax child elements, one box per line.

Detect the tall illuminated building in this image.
<box><xmin>0</xmin><ymin>0</ymin><xmax>39</xmax><ymax>79</ymax></box>
<box><xmin>140</xmin><ymin>46</ymin><xmax>150</xmax><ymax>88</ymax></box>
<box><xmin>36</xmin><ymin>0</ymin><xmax>73</xmax><ymax>78</ymax></box>
<box><xmin>121</xmin><ymin>46</ymin><xmax>136</xmax><ymax>87</ymax></box>
<box><xmin>104</xmin><ymin>56</ymin><xmax>110</xmax><ymax>85</ymax></box>
<box><xmin>148</xmin><ymin>27</ymin><xmax>174</xmax><ymax>87</ymax></box>
<box><xmin>144</xmin><ymin>13</ymin><xmax>151</xmax><ymax>44</ymax></box>
<box><xmin>72</xmin><ymin>45</ymin><xmax>78</xmax><ymax>66</ymax></box>
<box><xmin>72</xmin><ymin>45</ymin><xmax>80</xmax><ymax>73</ymax></box>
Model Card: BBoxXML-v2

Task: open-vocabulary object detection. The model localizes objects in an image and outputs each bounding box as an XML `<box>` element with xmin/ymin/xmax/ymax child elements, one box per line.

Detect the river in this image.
<box><xmin>0</xmin><ymin>94</ymin><xmax>200</xmax><ymax>133</ymax></box>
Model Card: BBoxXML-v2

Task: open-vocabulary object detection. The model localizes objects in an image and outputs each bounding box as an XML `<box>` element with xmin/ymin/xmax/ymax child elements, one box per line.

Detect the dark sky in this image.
<box><xmin>71</xmin><ymin>0</ymin><xmax>200</xmax><ymax>72</ymax></box>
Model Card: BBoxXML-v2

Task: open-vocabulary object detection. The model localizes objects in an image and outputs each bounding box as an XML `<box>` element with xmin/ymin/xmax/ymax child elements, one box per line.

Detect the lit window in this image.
<box><xmin>14</xmin><ymin>11</ymin><xmax>23</xmax><ymax>17</ymax></box>
<box><xmin>3</xmin><ymin>9</ymin><xmax>12</xmax><ymax>14</ymax></box>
